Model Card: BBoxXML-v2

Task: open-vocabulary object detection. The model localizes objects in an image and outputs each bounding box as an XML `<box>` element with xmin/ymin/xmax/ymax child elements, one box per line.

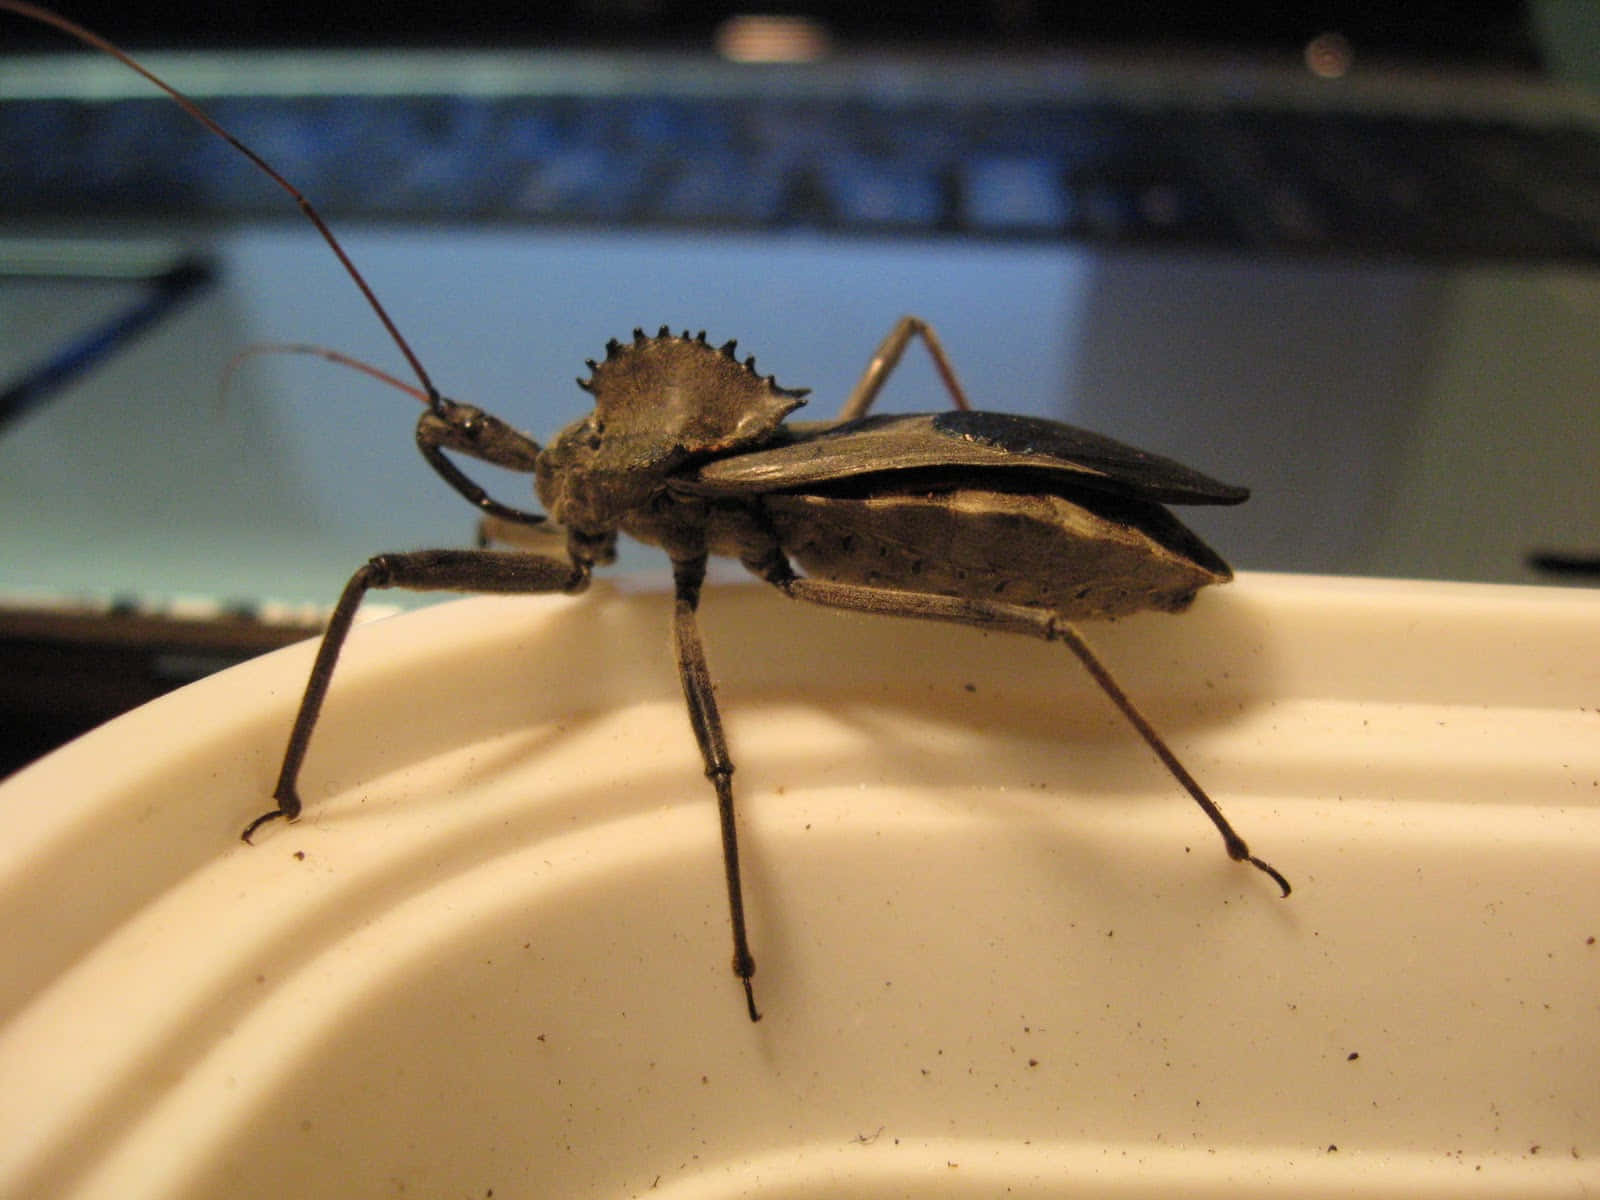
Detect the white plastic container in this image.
<box><xmin>1</xmin><ymin>573</ymin><xmax>1596</xmax><ymax>1197</ymax></box>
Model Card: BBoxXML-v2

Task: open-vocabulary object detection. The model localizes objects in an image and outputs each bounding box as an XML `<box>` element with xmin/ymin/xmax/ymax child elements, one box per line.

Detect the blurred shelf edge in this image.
<box><xmin>0</xmin><ymin>602</ymin><xmax>324</xmax><ymax>779</ymax></box>
<box><xmin>0</xmin><ymin>241</ymin><xmax>215</xmax><ymax>433</ymax></box>
<box><xmin>2</xmin><ymin>47</ymin><xmax>1599</xmax><ymax>261</ymax></box>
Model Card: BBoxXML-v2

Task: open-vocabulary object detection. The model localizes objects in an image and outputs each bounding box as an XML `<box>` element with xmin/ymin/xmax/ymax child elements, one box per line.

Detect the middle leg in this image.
<box><xmin>670</xmin><ymin>552</ymin><xmax>763</xmax><ymax>1022</ymax></box>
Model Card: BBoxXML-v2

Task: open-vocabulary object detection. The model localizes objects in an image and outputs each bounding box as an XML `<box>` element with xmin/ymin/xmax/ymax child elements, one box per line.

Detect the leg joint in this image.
<box><xmin>361</xmin><ymin>554</ymin><xmax>397</xmax><ymax>589</ymax></box>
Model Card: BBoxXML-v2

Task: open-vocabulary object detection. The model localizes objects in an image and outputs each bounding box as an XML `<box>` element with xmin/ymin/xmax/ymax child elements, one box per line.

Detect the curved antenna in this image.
<box><xmin>222</xmin><ymin>342</ymin><xmax>432</xmax><ymax>411</ymax></box>
<box><xmin>0</xmin><ymin>0</ymin><xmax>442</xmax><ymax>409</ymax></box>
<box><xmin>224</xmin><ymin>347</ymin><xmax>550</xmax><ymax>527</ymax></box>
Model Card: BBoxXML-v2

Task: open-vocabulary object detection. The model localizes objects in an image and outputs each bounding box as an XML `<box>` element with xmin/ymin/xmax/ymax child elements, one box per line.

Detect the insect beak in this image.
<box><xmin>426</xmin><ymin>399</ymin><xmax>543</xmax><ymax>472</ymax></box>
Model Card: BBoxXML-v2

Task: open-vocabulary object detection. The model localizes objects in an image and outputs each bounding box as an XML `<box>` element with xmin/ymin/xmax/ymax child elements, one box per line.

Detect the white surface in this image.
<box><xmin>0</xmin><ymin>573</ymin><xmax>1596</xmax><ymax>1197</ymax></box>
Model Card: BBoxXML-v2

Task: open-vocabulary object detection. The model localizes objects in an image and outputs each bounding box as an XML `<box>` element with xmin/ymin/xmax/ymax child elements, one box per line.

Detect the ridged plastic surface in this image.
<box><xmin>0</xmin><ymin>574</ymin><xmax>1595</xmax><ymax>1197</ymax></box>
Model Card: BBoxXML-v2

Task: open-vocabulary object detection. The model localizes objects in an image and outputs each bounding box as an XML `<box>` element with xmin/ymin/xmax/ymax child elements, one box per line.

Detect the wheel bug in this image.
<box><xmin>7</xmin><ymin>1</ymin><xmax>1289</xmax><ymax>1025</ymax></box>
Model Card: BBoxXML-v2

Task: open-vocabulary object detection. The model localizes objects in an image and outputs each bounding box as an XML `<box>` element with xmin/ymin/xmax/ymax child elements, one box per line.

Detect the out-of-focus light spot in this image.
<box><xmin>716</xmin><ymin>15</ymin><xmax>831</xmax><ymax>63</ymax></box>
<box><xmin>1305</xmin><ymin>31</ymin><xmax>1354</xmax><ymax>78</ymax></box>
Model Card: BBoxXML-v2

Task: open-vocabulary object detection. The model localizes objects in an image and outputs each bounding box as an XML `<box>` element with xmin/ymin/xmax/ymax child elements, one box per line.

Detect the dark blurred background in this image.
<box><xmin>0</xmin><ymin>2</ymin><xmax>1549</xmax><ymax>56</ymax></box>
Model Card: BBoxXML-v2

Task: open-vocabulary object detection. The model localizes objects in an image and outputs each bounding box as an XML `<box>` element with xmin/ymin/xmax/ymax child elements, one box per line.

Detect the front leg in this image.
<box><xmin>415</xmin><ymin>398</ymin><xmax>548</xmax><ymax>526</ymax></box>
<box><xmin>242</xmin><ymin>548</ymin><xmax>589</xmax><ymax>842</ymax></box>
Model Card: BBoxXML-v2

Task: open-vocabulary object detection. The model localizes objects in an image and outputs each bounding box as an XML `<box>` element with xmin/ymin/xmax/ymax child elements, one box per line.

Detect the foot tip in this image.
<box><xmin>240</xmin><ymin>809</ymin><xmax>287</xmax><ymax>844</ymax></box>
<box><xmin>1250</xmin><ymin>855</ymin><xmax>1292</xmax><ymax>898</ymax></box>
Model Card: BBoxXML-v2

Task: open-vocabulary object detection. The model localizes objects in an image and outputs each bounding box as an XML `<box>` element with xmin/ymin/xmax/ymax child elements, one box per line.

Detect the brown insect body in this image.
<box><xmin>545</xmin><ymin>330</ymin><xmax>1234</xmax><ymax>623</ymax></box>
<box><xmin>4</xmin><ymin>3</ymin><xmax>1289</xmax><ymax>1027</ymax></box>
<box><xmin>761</xmin><ymin>485</ymin><xmax>1229</xmax><ymax>619</ymax></box>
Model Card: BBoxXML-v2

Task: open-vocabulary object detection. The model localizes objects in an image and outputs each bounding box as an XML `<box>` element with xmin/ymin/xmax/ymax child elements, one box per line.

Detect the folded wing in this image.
<box><xmin>678</xmin><ymin>411</ymin><xmax>1248</xmax><ymax>506</ymax></box>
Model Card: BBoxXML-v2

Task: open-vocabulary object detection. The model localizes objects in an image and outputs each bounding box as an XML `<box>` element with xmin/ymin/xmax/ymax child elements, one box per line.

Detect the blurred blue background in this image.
<box><xmin>1</xmin><ymin>0</ymin><xmax>1596</xmax><ymax>766</ymax></box>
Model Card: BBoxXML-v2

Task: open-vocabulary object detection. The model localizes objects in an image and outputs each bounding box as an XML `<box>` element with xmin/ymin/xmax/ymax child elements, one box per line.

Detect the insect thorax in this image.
<box><xmin>538</xmin><ymin>330</ymin><xmax>808</xmax><ymax>536</ymax></box>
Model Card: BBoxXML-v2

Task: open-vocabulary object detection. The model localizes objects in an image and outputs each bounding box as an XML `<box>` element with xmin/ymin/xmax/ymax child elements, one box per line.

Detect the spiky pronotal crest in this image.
<box><xmin>576</xmin><ymin>327</ymin><xmax>808</xmax><ymax>455</ymax></box>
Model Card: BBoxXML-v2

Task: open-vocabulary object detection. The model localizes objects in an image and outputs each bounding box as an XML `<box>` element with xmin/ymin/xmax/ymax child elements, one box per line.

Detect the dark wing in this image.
<box><xmin>677</xmin><ymin>411</ymin><xmax>1248</xmax><ymax>505</ymax></box>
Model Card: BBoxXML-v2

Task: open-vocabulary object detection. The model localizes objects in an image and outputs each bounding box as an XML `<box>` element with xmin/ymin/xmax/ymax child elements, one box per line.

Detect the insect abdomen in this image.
<box><xmin>763</xmin><ymin>486</ymin><xmax>1232</xmax><ymax>620</ymax></box>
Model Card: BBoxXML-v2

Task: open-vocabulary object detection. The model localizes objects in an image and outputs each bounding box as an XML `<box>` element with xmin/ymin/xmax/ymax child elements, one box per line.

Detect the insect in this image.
<box><xmin>9</xmin><ymin>1</ymin><xmax>1289</xmax><ymax>1024</ymax></box>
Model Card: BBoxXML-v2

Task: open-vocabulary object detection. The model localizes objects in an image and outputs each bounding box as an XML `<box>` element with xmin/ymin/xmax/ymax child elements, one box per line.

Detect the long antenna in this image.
<box><xmin>222</xmin><ymin>343</ymin><xmax>432</xmax><ymax>410</ymax></box>
<box><xmin>0</xmin><ymin>0</ymin><xmax>442</xmax><ymax>407</ymax></box>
